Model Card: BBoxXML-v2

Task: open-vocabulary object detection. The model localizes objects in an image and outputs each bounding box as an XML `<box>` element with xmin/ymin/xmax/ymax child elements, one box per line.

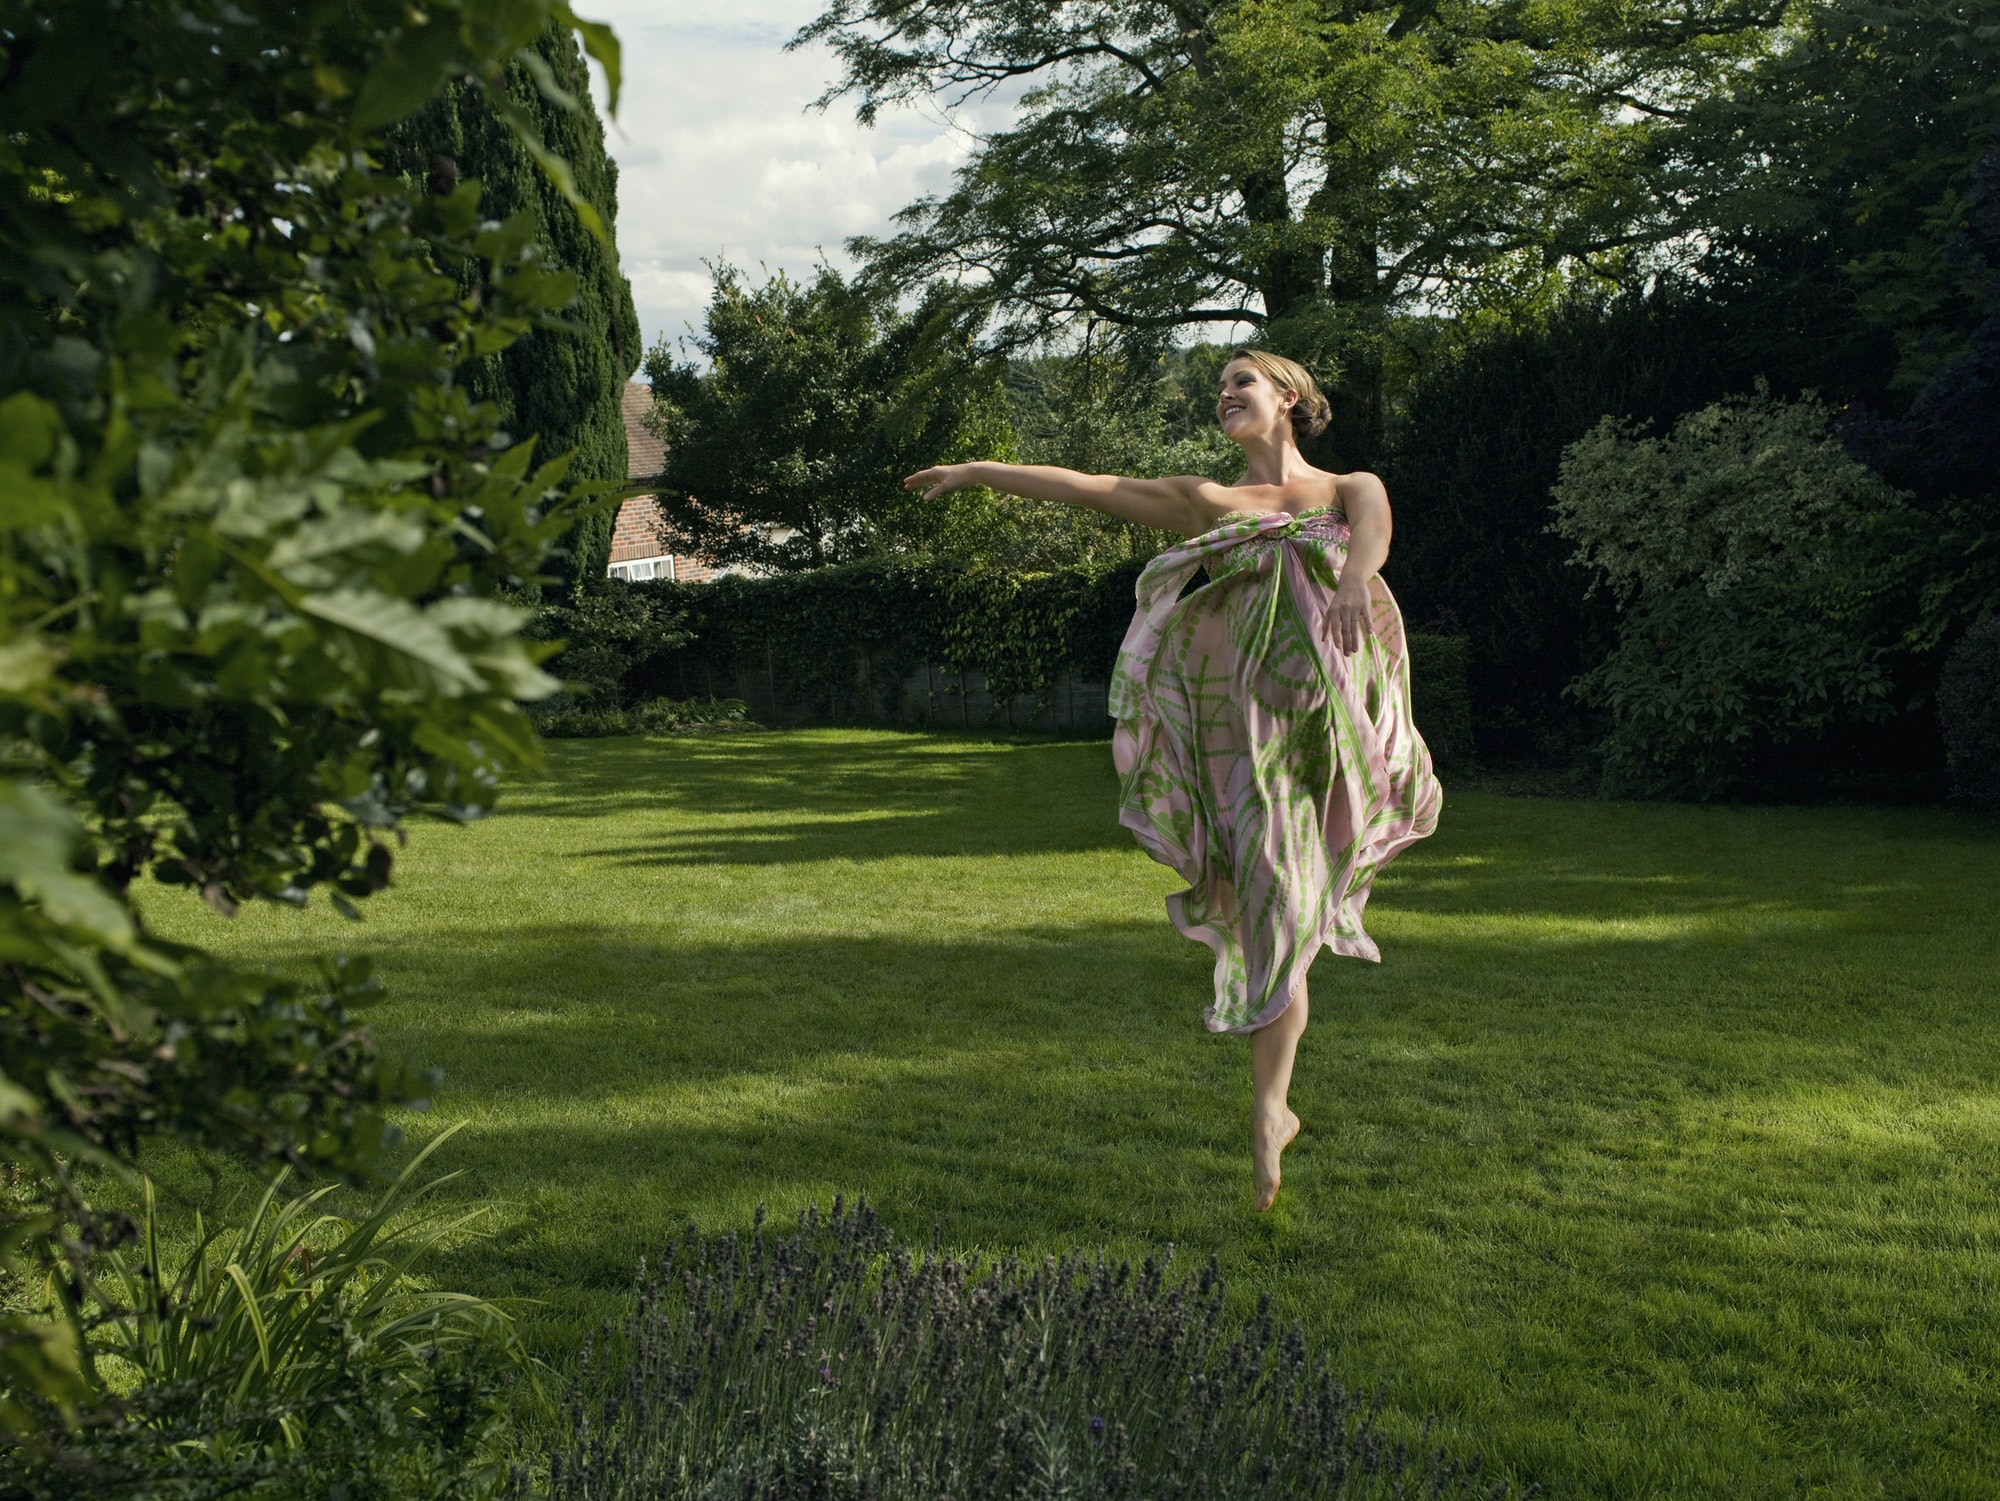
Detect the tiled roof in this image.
<box><xmin>622</xmin><ymin>381</ymin><xmax>665</xmax><ymax>483</ymax></box>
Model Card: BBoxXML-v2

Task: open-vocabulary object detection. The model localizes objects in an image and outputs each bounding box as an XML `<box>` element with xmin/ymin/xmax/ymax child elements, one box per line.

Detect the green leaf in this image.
<box><xmin>354</xmin><ymin>18</ymin><xmax>463</xmax><ymax>131</ymax></box>
<box><xmin>0</xmin><ymin>781</ymin><xmax>137</xmax><ymax>951</ymax></box>
<box><xmin>222</xmin><ymin>1263</ymin><xmax>273</xmax><ymax>1375</ymax></box>
<box><xmin>0</xmin><ymin>1313</ymin><xmax>89</xmax><ymax>1430</ymax></box>
<box><xmin>0</xmin><ymin>638</ymin><xmax>58</xmax><ymax>698</ymax></box>
<box><xmin>299</xmin><ymin>589</ymin><xmax>484</xmax><ymax>692</ymax></box>
<box><xmin>564</xmin><ymin>12</ymin><xmax>623</xmax><ymax>116</ymax></box>
<box><xmin>0</xmin><ymin>392</ymin><xmax>62</xmax><ymax>469</ymax></box>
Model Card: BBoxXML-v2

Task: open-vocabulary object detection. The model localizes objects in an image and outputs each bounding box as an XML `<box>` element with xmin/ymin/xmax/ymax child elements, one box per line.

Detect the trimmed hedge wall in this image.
<box><xmin>609</xmin><ymin>560</ymin><xmax>1476</xmax><ymax>769</ymax></box>
<box><xmin>1939</xmin><ymin>619</ymin><xmax>2000</xmax><ymax>806</ymax></box>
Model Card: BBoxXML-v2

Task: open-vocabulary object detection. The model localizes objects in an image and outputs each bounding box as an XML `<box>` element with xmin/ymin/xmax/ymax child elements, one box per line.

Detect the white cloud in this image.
<box><xmin>581</xmin><ymin>2</ymin><xmax>1006</xmax><ymax>364</ymax></box>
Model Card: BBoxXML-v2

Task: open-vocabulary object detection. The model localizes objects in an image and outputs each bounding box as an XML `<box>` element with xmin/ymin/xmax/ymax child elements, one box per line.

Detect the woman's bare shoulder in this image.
<box><xmin>1335</xmin><ymin>470</ymin><xmax>1390</xmax><ymax>507</ymax></box>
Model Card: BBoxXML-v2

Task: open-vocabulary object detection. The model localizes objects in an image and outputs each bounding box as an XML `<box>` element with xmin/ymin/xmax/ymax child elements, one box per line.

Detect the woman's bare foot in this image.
<box><xmin>1253</xmin><ymin>1109</ymin><xmax>1301</xmax><ymax>1211</ymax></box>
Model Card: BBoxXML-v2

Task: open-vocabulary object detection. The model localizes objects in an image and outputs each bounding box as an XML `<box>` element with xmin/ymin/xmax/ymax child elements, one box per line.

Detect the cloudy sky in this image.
<box><xmin>583</xmin><ymin>1</ymin><xmax>1011</xmax><ymax>361</ymax></box>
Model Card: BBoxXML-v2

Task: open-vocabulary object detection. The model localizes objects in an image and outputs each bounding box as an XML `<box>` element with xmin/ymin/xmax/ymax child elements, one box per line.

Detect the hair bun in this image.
<box><xmin>1291</xmin><ymin>388</ymin><xmax>1332</xmax><ymax>440</ymax></box>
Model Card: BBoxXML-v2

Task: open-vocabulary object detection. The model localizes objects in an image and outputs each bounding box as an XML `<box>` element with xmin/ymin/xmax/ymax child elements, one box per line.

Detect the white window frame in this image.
<box><xmin>607</xmin><ymin>554</ymin><xmax>678</xmax><ymax>583</ymax></box>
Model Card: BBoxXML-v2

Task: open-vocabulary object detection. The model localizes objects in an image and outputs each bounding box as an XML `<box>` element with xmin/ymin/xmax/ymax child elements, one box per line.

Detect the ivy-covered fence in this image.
<box><xmin>597</xmin><ymin>560</ymin><xmax>1475</xmax><ymax>767</ymax></box>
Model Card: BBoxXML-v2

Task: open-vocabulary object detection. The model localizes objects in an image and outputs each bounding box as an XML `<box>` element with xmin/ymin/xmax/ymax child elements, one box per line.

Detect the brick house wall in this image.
<box><xmin>606</xmin><ymin>383</ymin><xmax>717</xmax><ymax>583</ymax></box>
<box><xmin>607</xmin><ymin>493</ymin><xmax>666</xmax><ymax>564</ymax></box>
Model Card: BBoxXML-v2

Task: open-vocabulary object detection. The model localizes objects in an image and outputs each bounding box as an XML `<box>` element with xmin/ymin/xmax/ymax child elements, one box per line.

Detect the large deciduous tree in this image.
<box><xmin>795</xmin><ymin>0</ymin><xmax>1789</xmax><ymax>467</ymax></box>
<box><xmin>1690</xmin><ymin>0</ymin><xmax>2000</xmax><ymax>397</ymax></box>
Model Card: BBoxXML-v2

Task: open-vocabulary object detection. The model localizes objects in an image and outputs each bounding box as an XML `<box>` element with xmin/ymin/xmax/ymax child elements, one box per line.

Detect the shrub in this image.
<box><xmin>1407</xmin><ymin>634</ymin><xmax>1476</xmax><ymax>773</ymax></box>
<box><xmin>533</xmin><ymin>697</ymin><xmax>753</xmax><ymax>740</ymax></box>
<box><xmin>1939</xmin><ymin>619</ymin><xmax>2000</xmax><ymax>806</ymax></box>
<box><xmin>6</xmin><ymin>1132</ymin><xmax>530</xmax><ymax>1499</ymax></box>
<box><xmin>531</xmin><ymin>583</ymin><xmax>692</xmax><ymax>709</ymax></box>
<box><xmin>1551</xmin><ymin>389</ymin><xmax>1914</xmax><ymax>797</ymax></box>
<box><xmin>1379</xmin><ymin>290</ymin><xmax>1872</xmax><ymax>757</ymax></box>
<box><xmin>532</xmin><ymin>1200</ymin><xmax>1511</xmax><ymax>1501</ymax></box>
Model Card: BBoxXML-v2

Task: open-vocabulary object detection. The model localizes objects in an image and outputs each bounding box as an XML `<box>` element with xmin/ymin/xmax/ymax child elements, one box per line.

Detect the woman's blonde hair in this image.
<box><xmin>1228</xmin><ymin>348</ymin><xmax>1332</xmax><ymax>442</ymax></box>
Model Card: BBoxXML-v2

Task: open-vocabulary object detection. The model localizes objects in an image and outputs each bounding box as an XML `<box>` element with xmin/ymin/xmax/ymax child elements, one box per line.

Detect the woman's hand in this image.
<box><xmin>901</xmin><ymin>460</ymin><xmax>1209</xmax><ymax>534</ymax></box>
<box><xmin>1330</xmin><ymin>578</ymin><xmax>1375</xmax><ymax>656</ymax></box>
<box><xmin>903</xmin><ymin>463</ymin><xmax>977</xmax><ymax>501</ymax></box>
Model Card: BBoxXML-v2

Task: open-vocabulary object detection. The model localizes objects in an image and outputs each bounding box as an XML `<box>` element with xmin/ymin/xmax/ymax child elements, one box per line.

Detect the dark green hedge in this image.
<box><xmin>1940</xmin><ymin>619</ymin><xmax>2000</xmax><ymax>807</ymax></box>
<box><xmin>603</xmin><ymin>560</ymin><xmax>1474</xmax><ymax>768</ymax></box>
<box><xmin>1406</xmin><ymin>633</ymin><xmax>1475</xmax><ymax>772</ymax></box>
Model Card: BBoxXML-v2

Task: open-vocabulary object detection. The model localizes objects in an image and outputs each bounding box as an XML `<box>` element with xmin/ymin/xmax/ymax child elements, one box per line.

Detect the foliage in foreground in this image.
<box><xmin>534</xmin><ymin>1200</ymin><xmax>1512</xmax><ymax>1501</ymax></box>
<box><xmin>0</xmin><ymin>0</ymin><xmax>619</xmax><ymax>1435</ymax></box>
<box><xmin>1552</xmin><ymin>390</ymin><xmax>1915</xmax><ymax>796</ymax></box>
<box><xmin>5</xmin><ymin>1134</ymin><xmax>528</xmax><ymax>1500</ymax></box>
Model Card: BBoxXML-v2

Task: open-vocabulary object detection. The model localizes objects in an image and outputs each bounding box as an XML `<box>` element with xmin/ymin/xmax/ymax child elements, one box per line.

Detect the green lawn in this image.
<box><xmin>142</xmin><ymin>730</ymin><xmax>2000</xmax><ymax>1499</ymax></box>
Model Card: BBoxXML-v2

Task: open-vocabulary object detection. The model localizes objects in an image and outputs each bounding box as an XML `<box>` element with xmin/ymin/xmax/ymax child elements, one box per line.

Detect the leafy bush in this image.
<box><xmin>1551</xmin><ymin>389</ymin><xmax>1914</xmax><ymax>797</ymax></box>
<box><xmin>534</xmin><ymin>697</ymin><xmax>753</xmax><ymax>740</ymax></box>
<box><xmin>530</xmin><ymin>583</ymin><xmax>692</xmax><ymax>709</ymax></box>
<box><xmin>1382</xmin><ymin>293</ymin><xmax>1775</xmax><ymax>757</ymax></box>
<box><xmin>7</xmin><ymin>1132</ymin><xmax>530</xmax><ymax>1499</ymax></box>
<box><xmin>533</xmin><ymin>1200</ymin><xmax>1511</xmax><ymax>1501</ymax></box>
<box><xmin>1939</xmin><ymin>620</ymin><xmax>2000</xmax><ymax>806</ymax></box>
<box><xmin>0</xmin><ymin>0</ymin><xmax>621</xmax><ymax>1431</ymax></box>
<box><xmin>608</xmin><ymin>560</ymin><xmax>1146</xmax><ymax>722</ymax></box>
<box><xmin>524</xmin><ymin>583</ymin><xmax>749</xmax><ymax>737</ymax></box>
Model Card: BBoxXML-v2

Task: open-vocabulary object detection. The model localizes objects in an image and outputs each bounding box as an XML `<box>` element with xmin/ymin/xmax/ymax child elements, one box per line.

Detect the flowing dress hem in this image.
<box><xmin>1108</xmin><ymin>505</ymin><xmax>1439</xmax><ymax>1033</ymax></box>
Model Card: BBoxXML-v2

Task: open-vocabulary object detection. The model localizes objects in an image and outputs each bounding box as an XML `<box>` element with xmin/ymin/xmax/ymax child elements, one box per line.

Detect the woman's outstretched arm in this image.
<box><xmin>904</xmin><ymin>461</ymin><xmax>1209</xmax><ymax>536</ymax></box>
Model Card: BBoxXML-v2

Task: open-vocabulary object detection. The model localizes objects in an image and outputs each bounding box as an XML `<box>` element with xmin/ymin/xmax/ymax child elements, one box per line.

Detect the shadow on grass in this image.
<box><xmin>336</xmin><ymin>887</ymin><xmax>2000</xmax><ymax>1301</ymax></box>
<box><xmin>509</xmin><ymin>732</ymin><xmax>1137</xmax><ymax>865</ymax></box>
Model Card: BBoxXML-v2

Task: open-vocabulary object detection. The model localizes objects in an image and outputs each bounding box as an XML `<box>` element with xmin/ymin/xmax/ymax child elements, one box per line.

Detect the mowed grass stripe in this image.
<box><xmin>140</xmin><ymin>730</ymin><xmax>2000</xmax><ymax>1499</ymax></box>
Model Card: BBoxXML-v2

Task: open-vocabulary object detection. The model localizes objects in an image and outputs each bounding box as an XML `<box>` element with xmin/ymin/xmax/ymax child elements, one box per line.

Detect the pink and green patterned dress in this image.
<box><xmin>1109</xmin><ymin>505</ymin><xmax>1442</xmax><ymax>1034</ymax></box>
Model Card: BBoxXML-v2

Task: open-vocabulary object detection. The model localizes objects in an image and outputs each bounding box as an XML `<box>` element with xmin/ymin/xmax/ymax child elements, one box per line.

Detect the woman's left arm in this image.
<box><xmin>1330</xmin><ymin>472</ymin><xmax>1392</xmax><ymax>655</ymax></box>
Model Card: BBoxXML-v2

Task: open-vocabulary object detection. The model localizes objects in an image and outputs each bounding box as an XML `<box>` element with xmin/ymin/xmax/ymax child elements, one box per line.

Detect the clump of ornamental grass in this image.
<box><xmin>529</xmin><ymin>1199</ymin><xmax>1519</xmax><ymax>1501</ymax></box>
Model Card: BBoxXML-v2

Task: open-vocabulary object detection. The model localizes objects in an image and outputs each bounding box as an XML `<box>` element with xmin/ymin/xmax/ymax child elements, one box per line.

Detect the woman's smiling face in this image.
<box><xmin>1215</xmin><ymin>358</ymin><xmax>1295</xmax><ymax>443</ymax></box>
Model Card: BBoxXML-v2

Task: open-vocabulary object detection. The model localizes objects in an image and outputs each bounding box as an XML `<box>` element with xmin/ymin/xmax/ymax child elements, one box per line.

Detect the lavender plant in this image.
<box><xmin>534</xmin><ymin>1200</ymin><xmax>1516</xmax><ymax>1501</ymax></box>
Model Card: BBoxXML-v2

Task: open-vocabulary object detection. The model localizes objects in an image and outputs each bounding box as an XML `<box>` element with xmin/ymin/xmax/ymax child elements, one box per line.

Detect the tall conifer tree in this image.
<box><xmin>385</xmin><ymin>23</ymin><xmax>642</xmax><ymax>584</ymax></box>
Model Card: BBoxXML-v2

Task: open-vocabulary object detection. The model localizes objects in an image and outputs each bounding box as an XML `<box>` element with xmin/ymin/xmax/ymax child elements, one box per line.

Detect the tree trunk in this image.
<box><xmin>1318</xmin><ymin>243</ymin><xmax>1387</xmax><ymax>472</ymax></box>
<box><xmin>1241</xmin><ymin>166</ymin><xmax>1323</xmax><ymax>324</ymax></box>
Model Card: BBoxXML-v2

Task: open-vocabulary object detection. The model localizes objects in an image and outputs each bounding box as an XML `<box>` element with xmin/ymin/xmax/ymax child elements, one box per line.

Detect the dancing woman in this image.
<box><xmin>904</xmin><ymin>351</ymin><xmax>1441</xmax><ymax>1211</ymax></box>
